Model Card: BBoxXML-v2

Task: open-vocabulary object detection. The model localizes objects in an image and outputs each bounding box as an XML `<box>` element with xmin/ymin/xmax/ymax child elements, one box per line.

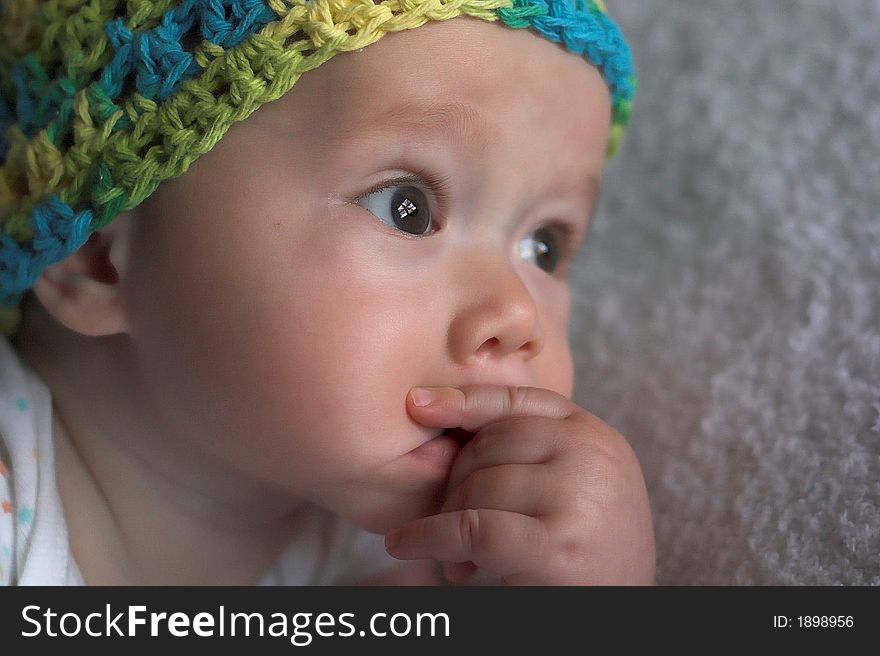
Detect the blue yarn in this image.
<box><xmin>2</xmin><ymin>0</ymin><xmax>280</xmax><ymax>147</ymax></box>
<box><xmin>11</xmin><ymin>57</ymin><xmax>39</xmax><ymax>138</ymax></box>
<box><xmin>0</xmin><ymin>196</ymin><xmax>93</xmax><ymax>305</ymax></box>
<box><xmin>202</xmin><ymin>0</ymin><xmax>278</xmax><ymax>49</ymax></box>
<box><xmin>102</xmin><ymin>0</ymin><xmax>277</xmax><ymax>104</ymax></box>
<box><xmin>31</xmin><ymin>196</ymin><xmax>93</xmax><ymax>256</ymax></box>
<box><xmin>524</xmin><ymin>0</ymin><xmax>635</xmax><ymax>108</ymax></box>
<box><xmin>2</xmin><ymin>1</ymin><xmax>283</xmax><ymax>305</ymax></box>
<box><xmin>103</xmin><ymin>0</ymin><xmax>201</xmax><ymax>102</ymax></box>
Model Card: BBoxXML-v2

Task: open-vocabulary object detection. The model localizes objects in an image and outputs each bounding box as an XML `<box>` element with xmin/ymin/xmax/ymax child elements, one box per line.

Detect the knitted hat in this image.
<box><xmin>0</xmin><ymin>0</ymin><xmax>637</xmax><ymax>338</ymax></box>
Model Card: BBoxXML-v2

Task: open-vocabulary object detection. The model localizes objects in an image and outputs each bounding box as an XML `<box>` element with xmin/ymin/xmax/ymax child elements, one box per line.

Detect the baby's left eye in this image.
<box><xmin>356</xmin><ymin>185</ymin><xmax>433</xmax><ymax>236</ymax></box>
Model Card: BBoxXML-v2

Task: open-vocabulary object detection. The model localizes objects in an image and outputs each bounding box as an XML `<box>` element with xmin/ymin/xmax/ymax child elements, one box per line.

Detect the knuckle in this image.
<box><xmin>551</xmin><ymin>521</ymin><xmax>588</xmax><ymax>561</ymax></box>
<box><xmin>545</xmin><ymin>422</ymin><xmax>593</xmax><ymax>463</ymax></box>
<box><xmin>469</xmin><ymin>422</ymin><xmax>495</xmax><ymax>456</ymax></box>
<box><xmin>559</xmin><ymin>533</ymin><xmax>584</xmax><ymax>560</ymax></box>
<box><xmin>504</xmin><ymin>385</ymin><xmax>518</xmax><ymax>414</ymax></box>
<box><xmin>505</xmin><ymin>385</ymin><xmax>528</xmax><ymax>415</ymax></box>
<box><xmin>563</xmin><ymin>416</ymin><xmax>631</xmax><ymax>464</ymax></box>
<box><xmin>458</xmin><ymin>508</ymin><xmax>481</xmax><ymax>552</ymax></box>
<box><xmin>582</xmin><ymin>449</ymin><xmax>639</xmax><ymax>510</ymax></box>
<box><xmin>550</xmin><ymin>422</ymin><xmax>583</xmax><ymax>454</ymax></box>
<box><xmin>592</xmin><ymin>429</ymin><xmax>634</xmax><ymax>468</ymax></box>
<box><xmin>557</xmin><ymin>533</ymin><xmax>588</xmax><ymax>560</ymax></box>
<box><xmin>568</xmin><ymin>406</ymin><xmax>593</xmax><ymax>426</ymax></box>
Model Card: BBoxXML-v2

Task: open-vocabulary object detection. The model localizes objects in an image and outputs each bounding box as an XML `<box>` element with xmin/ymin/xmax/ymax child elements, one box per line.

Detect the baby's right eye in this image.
<box><xmin>355</xmin><ymin>185</ymin><xmax>434</xmax><ymax>236</ymax></box>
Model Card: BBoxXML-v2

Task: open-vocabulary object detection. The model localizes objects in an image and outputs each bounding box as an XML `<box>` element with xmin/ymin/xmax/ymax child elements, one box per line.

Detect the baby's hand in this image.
<box><xmin>386</xmin><ymin>385</ymin><xmax>656</xmax><ymax>585</ymax></box>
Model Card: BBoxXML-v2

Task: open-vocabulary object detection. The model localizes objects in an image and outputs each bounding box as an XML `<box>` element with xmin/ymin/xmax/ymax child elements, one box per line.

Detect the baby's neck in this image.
<box><xmin>14</xmin><ymin>302</ymin><xmax>309</xmax><ymax>585</ymax></box>
<box><xmin>52</xmin><ymin>408</ymin><xmax>308</xmax><ymax>585</ymax></box>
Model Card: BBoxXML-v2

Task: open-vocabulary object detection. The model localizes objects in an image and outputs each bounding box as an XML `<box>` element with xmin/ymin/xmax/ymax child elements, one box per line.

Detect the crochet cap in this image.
<box><xmin>0</xmin><ymin>0</ymin><xmax>637</xmax><ymax>337</ymax></box>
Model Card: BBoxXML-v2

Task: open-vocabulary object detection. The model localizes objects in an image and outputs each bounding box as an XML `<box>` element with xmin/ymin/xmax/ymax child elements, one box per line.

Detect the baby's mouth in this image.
<box><xmin>439</xmin><ymin>427</ymin><xmax>476</xmax><ymax>446</ymax></box>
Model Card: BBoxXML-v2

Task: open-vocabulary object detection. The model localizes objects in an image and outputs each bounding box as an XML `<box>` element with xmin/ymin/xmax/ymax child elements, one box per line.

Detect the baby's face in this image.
<box><xmin>118</xmin><ymin>17</ymin><xmax>610</xmax><ymax>532</ymax></box>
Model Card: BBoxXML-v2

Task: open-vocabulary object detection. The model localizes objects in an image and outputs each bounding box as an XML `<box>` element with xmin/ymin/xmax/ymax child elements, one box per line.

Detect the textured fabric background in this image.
<box><xmin>569</xmin><ymin>0</ymin><xmax>880</xmax><ymax>584</ymax></box>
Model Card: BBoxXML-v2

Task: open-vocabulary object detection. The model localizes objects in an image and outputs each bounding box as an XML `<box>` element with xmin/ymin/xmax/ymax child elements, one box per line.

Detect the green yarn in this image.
<box><xmin>1</xmin><ymin>0</ymin><xmax>637</xmax><ymax>342</ymax></box>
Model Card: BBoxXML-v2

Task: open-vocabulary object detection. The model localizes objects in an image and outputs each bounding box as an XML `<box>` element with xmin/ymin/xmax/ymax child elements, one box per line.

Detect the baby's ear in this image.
<box><xmin>31</xmin><ymin>211</ymin><xmax>135</xmax><ymax>337</ymax></box>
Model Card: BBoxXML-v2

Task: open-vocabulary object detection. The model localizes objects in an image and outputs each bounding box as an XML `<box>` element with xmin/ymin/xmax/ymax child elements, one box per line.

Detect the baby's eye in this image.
<box><xmin>356</xmin><ymin>185</ymin><xmax>433</xmax><ymax>236</ymax></box>
<box><xmin>519</xmin><ymin>226</ymin><xmax>563</xmax><ymax>275</ymax></box>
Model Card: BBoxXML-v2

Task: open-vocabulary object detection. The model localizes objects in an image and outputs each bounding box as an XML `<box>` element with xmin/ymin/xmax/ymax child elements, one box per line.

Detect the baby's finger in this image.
<box><xmin>407</xmin><ymin>385</ymin><xmax>579</xmax><ymax>432</ymax></box>
<box><xmin>440</xmin><ymin>463</ymin><xmax>551</xmax><ymax>518</ymax></box>
<box><xmin>445</xmin><ymin>416</ymin><xmax>561</xmax><ymax>496</ymax></box>
<box><xmin>384</xmin><ymin>508</ymin><xmax>549</xmax><ymax>578</ymax></box>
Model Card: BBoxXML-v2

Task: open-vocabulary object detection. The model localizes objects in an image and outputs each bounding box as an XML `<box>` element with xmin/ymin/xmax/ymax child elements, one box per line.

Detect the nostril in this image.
<box><xmin>476</xmin><ymin>337</ymin><xmax>500</xmax><ymax>355</ymax></box>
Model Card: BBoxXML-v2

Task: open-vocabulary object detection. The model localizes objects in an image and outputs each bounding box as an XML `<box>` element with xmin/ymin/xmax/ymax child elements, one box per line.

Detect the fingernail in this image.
<box><xmin>385</xmin><ymin>529</ymin><xmax>401</xmax><ymax>551</ymax></box>
<box><xmin>410</xmin><ymin>387</ymin><xmax>439</xmax><ymax>407</ymax></box>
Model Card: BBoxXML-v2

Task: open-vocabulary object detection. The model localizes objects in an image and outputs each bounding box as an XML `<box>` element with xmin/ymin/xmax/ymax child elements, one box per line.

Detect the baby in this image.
<box><xmin>0</xmin><ymin>0</ymin><xmax>654</xmax><ymax>585</ymax></box>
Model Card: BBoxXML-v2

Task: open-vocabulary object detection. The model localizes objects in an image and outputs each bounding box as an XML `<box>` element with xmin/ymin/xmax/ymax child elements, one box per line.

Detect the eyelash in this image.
<box><xmin>360</xmin><ymin>167</ymin><xmax>452</xmax><ymax>219</ymax></box>
<box><xmin>358</xmin><ymin>168</ymin><xmax>586</xmax><ymax>273</ymax></box>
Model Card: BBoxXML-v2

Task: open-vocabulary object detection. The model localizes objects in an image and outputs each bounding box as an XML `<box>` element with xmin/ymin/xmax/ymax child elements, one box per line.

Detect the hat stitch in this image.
<box><xmin>0</xmin><ymin>0</ymin><xmax>637</xmax><ymax>337</ymax></box>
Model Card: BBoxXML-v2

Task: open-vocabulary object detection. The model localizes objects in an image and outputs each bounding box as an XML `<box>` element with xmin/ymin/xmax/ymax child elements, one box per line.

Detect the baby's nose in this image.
<box><xmin>446</xmin><ymin>255</ymin><xmax>544</xmax><ymax>366</ymax></box>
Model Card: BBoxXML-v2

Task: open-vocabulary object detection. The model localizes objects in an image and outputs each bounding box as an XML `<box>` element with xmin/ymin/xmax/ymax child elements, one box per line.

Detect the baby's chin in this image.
<box><xmin>336</xmin><ymin>481</ymin><xmax>447</xmax><ymax>535</ymax></box>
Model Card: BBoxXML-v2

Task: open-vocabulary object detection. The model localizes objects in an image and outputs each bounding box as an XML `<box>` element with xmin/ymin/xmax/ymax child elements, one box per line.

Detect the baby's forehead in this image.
<box><xmin>258</xmin><ymin>21</ymin><xmax>607</xmax><ymax>145</ymax></box>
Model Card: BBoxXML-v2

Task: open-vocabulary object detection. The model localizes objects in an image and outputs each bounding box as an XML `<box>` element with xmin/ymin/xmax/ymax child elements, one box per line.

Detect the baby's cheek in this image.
<box><xmin>533</xmin><ymin>328</ymin><xmax>575</xmax><ymax>398</ymax></box>
<box><xmin>554</xmin><ymin>358</ymin><xmax>576</xmax><ymax>400</ymax></box>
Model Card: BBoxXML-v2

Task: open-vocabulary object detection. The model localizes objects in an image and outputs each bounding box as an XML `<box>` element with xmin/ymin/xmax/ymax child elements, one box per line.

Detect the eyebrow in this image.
<box><xmin>337</xmin><ymin>100</ymin><xmax>602</xmax><ymax>208</ymax></box>
<box><xmin>337</xmin><ymin>100</ymin><xmax>493</xmax><ymax>146</ymax></box>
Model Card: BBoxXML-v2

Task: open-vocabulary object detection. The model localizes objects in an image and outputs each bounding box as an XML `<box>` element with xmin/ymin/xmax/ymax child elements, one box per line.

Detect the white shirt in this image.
<box><xmin>0</xmin><ymin>337</ymin><xmax>401</xmax><ymax>585</ymax></box>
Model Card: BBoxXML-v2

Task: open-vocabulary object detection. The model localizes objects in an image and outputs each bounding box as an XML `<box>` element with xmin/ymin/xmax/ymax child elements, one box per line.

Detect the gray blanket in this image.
<box><xmin>569</xmin><ymin>0</ymin><xmax>880</xmax><ymax>584</ymax></box>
